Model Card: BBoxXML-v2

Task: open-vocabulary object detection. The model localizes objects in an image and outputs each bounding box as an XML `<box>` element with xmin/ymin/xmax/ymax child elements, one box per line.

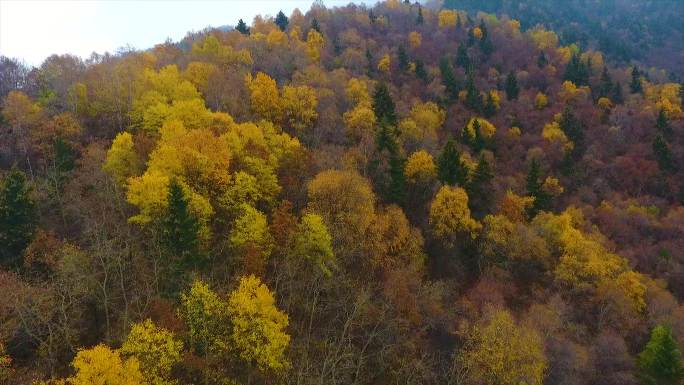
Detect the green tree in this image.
<box><xmin>653</xmin><ymin>134</ymin><xmax>676</xmax><ymax>173</ymax></box>
<box><xmin>656</xmin><ymin>108</ymin><xmax>673</xmax><ymax>138</ymax></box>
<box><xmin>637</xmin><ymin>325</ymin><xmax>684</xmax><ymax>385</ymax></box>
<box><xmin>310</xmin><ymin>18</ymin><xmax>321</xmax><ymax>33</ymax></box>
<box><xmin>416</xmin><ymin>5</ymin><xmax>424</xmax><ymax>24</ymax></box>
<box><xmin>526</xmin><ymin>158</ymin><xmax>550</xmax><ymax>218</ymax></box>
<box><xmin>0</xmin><ymin>168</ymin><xmax>36</xmax><ymax>267</ymax></box>
<box><xmin>465</xmin><ymin>74</ymin><xmax>482</xmax><ymax>111</ymax></box>
<box><xmin>437</xmin><ymin>137</ymin><xmax>468</xmax><ymax>187</ymax></box>
<box><xmin>456</xmin><ymin>43</ymin><xmax>469</xmax><ymax>68</ymax></box>
<box><xmin>467</xmin><ymin>155</ymin><xmax>494</xmax><ymax>217</ymax></box>
<box><xmin>236</xmin><ymin>19</ymin><xmax>250</xmax><ymax>35</ymax></box>
<box><xmin>275</xmin><ymin>10</ymin><xmax>289</xmax><ymax>32</ymax></box>
<box><xmin>415</xmin><ymin>59</ymin><xmax>428</xmax><ymax>82</ymax></box>
<box><xmin>537</xmin><ymin>51</ymin><xmax>547</xmax><ymax>68</ymax></box>
<box><xmin>373</xmin><ymin>121</ymin><xmax>407</xmax><ymax>205</ymax></box>
<box><xmin>398</xmin><ymin>45</ymin><xmax>409</xmax><ymax>71</ymax></box>
<box><xmin>598</xmin><ymin>66</ymin><xmax>613</xmax><ymax>98</ymax></box>
<box><xmin>372</xmin><ymin>82</ymin><xmax>397</xmax><ymax>125</ymax></box>
<box><xmin>160</xmin><ymin>178</ymin><xmax>202</xmax><ymax>293</ymax></box>
<box><xmin>440</xmin><ymin>57</ymin><xmax>461</xmax><ymax>100</ymax></box>
<box><xmin>478</xmin><ymin>20</ymin><xmax>493</xmax><ymax>55</ymax></box>
<box><xmin>505</xmin><ymin>71</ymin><xmax>519</xmax><ymax>100</ymax></box>
<box><xmin>630</xmin><ymin>66</ymin><xmax>643</xmax><ymax>94</ymax></box>
<box><xmin>564</xmin><ymin>53</ymin><xmax>590</xmax><ymax>86</ymax></box>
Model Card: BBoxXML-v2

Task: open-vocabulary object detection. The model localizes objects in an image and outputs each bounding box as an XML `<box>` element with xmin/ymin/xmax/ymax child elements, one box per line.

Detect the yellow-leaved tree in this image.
<box><xmin>457</xmin><ymin>308</ymin><xmax>547</xmax><ymax>385</ymax></box>
<box><xmin>245</xmin><ymin>72</ymin><xmax>282</xmax><ymax>123</ymax></box>
<box><xmin>429</xmin><ymin>186</ymin><xmax>481</xmax><ymax>245</ymax></box>
<box><xmin>281</xmin><ymin>85</ymin><xmax>318</xmax><ymax>135</ymax></box>
<box><xmin>227</xmin><ymin>275</ymin><xmax>290</xmax><ymax>373</ymax></box>
<box><xmin>103</xmin><ymin>132</ymin><xmax>141</xmax><ymax>186</ymax></box>
<box><xmin>120</xmin><ymin>319</ymin><xmax>183</xmax><ymax>385</ymax></box>
<box><xmin>66</xmin><ymin>345</ymin><xmax>145</xmax><ymax>385</ymax></box>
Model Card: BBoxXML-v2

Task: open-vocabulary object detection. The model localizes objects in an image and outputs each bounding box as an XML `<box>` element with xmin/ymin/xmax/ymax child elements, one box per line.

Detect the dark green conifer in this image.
<box><xmin>275</xmin><ymin>10</ymin><xmax>289</xmax><ymax>31</ymax></box>
<box><xmin>0</xmin><ymin>168</ymin><xmax>36</xmax><ymax>268</ymax></box>
<box><xmin>505</xmin><ymin>71</ymin><xmax>519</xmax><ymax>100</ymax></box>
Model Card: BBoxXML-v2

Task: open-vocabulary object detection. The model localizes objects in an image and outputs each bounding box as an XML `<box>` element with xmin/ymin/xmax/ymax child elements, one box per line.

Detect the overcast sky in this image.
<box><xmin>0</xmin><ymin>0</ymin><xmax>370</xmax><ymax>67</ymax></box>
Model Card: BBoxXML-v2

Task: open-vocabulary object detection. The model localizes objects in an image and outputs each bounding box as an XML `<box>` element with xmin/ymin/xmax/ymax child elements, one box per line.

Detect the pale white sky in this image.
<box><xmin>0</xmin><ymin>0</ymin><xmax>371</xmax><ymax>66</ymax></box>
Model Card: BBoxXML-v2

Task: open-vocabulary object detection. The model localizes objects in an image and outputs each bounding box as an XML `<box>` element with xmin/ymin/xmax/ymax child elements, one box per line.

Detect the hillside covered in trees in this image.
<box><xmin>443</xmin><ymin>0</ymin><xmax>684</xmax><ymax>77</ymax></box>
<box><xmin>1</xmin><ymin>1</ymin><xmax>684</xmax><ymax>384</ymax></box>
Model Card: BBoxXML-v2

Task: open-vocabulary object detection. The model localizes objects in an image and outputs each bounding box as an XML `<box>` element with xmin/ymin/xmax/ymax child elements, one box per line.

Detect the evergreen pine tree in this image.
<box><xmin>374</xmin><ymin>122</ymin><xmax>406</xmax><ymax>205</ymax></box>
<box><xmin>310</xmin><ymin>18</ymin><xmax>321</xmax><ymax>33</ymax></box>
<box><xmin>398</xmin><ymin>45</ymin><xmax>409</xmax><ymax>71</ymax></box>
<box><xmin>505</xmin><ymin>71</ymin><xmax>519</xmax><ymax>100</ymax></box>
<box><xmin>235</xmin><ymin>19</ymin><xmax>250</xmax><ymax>35</ymax></box>
<box><xmin>456</xmin><ymin>13</ymin><xmax>462</xmax><ymax>29</ymax></box>
<box><xmin>526</xmin><ymin>158</ymin><xmax>550</xmax><ymax>218</ymax></box>
<box><xmin>465</xmin><ymin>74</ymin><xmax>482</xmax><ymax>112</ymax></box>
<box><xmin>638</xmin><ymin>325</ymin><xmax>684</xmax><ymax>385</ymax></box>
<box><xmin>415</xmin><ymin>59</ymin><xmax>428</xmax><ymax>82</ymax></box>
<box><xmin>656</xmin><ymin>109</ymin><xmax>673</xmax><ymax>138</ymax></box>
<box><xmin>564</xmin><ymin>53</ymin><xmax>589</xmax><ymax>86</ymax></box>
<box><xmin>467</xmin><ymin>28</ymin><xmax>476</xmax><ymax>46</ymax></box>
<box><xmin>478</xmin><ymin>20</ymin><xmax>493</xmax><ymax>55</ymax></box>
<box><xmin>275</xmin><ymin>10</ymin><xmax>289</xmax><ymax>32</ymax></box>
<box><xmin>559</xmin><ymin>105</ymin><xmax>584</xmax><ymax>160</ymax></box>
<box><xmin>612</xmin><ymin>81</ymin><xmax>624</xmax><ymax>104</ymax></box>
<box><xmin>456</xmin><ymin>43</ymin><xmax>469</xmax><ymax>69</ymax></box>
<box><xmin>437</xmin><ymin>137</ymin><xmax>469</xmax><ymax>186</ymax></box>
<box><xmin>630</xmin><ymin>66</ymin><xmax>643</xmax><ymax>94</ymax></box>
<box><xmin>416</xmin><ymin>5</ymin><xmax>424</xmax><ymax>25</ymax></box>
<box><xmin>0</xmin><ymin>168</ymin><xmax>36</xmax><ymax>268</ymax></box>
<box><xmin>599</xmin><ymin>66</ymin><xmax>613</xmax><ymax>98</ymax></box>
<box><xmin>483</xmin><ymin>92</ymin><xmax>497</xmax><ymax>118</ymax></box>
<box><xmin>440</xmin><ymin>57</ymin><xmax>461</xmax><ymax>101</ymax></box>
<box><xmin>366</xmin><ymin>48</ymin><xmax>374</xmax><ymax>76</ymax></box>
<box><xmin>467</xmin><ymin>154</ymin><xmax>494</xmax><ymax>217</ymax></box>
<box><xmin>372</xmin><ymin>82</ymin><xmax>397</xmax><ymax>126</ymax></box>
<box><xmin>537</xmin><ymin>51</ymin><xmax>548</xmax><ymax>68</ymax></box>
<box><xmin>161</xmin><ymin>178</ymin><xmax>201</xmax><ymax>269</ymax></box>
<box><xmin>653</xmin><ymin>134</ymin><xmax>676</xmax><ymax>173</ymax></box>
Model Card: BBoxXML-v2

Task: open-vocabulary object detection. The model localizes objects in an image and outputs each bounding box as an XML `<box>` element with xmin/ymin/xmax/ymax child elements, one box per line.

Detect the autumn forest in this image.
<box><xmin>1</xmin><ymin>0</ymin><xmax>683</xmax><ymax>384</ymax></box>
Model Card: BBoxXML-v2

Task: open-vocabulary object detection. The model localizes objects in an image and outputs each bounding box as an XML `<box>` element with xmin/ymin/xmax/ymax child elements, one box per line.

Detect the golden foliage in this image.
<box><xmin>404</xmin><ymin>150</ymin><xmax>437</xmax><ymax>184</ymax></box>
<box><xmin>227</xmin><ymin>275</ymin><xmax>290</xmax><ymax>372</ymax></box>
<box><xmin>408</xmin><ymin>31</ymin><xmax>421</xmax><ymax>49</ymax></box>
<box><xmin>458</xmin><ymin>309</ymin><xmax>547</xmax><ymax>385</ymax></box>
<box><xmin>245</xmin><ymin>72</ymin><xmax>282</xmax><ymax>123</ymax></box>
<box><xmin>535</xmin><ymin>92</ymin><xmax>549</xmax><ymax>110</ymax></box>
<box><xmin>103</xmin><ymin>132</ymin><xmax>141</xmax><ymax>186</ymax></box>
<box><xmin>378</xmin><ymin>54</ymin><xmax>391</xmax><ymax>73</ymax></box>
<box><xmin>438</xmin><ymin>10</ymin><xmax>458</xmax><ymax>29</ymax></box>
<box><xmin>429</xmin><ymin>186</ymin><xmax>481</xmax><ymax>243</ymax></box>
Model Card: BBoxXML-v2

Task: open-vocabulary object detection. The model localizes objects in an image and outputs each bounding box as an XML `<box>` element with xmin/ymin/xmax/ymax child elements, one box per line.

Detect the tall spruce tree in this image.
<box><xmin>505</xmin><ymin>71</ymin><xmax>519</xmax><ymax>100</ymax></box>
<box><xmin>0</xmin><ymin>168</ymin><xmax>37</xmax><ymax>268</ymax></box>
<box><xmin>478</xmin><ymin>20</ymin><xmax>493</xmax><ymax>55</ymax></box>
<box><xmin>437</xmin><ymin>137</ymin><xmax>469</xmax><ymax>186</ymax></box>
<box><xmin>398</xmin><ymin>45</ymin><xmax>409</xmax><ymax>71</ymax></box>
<box><xmin>275</xmin><ymin>10</ymin><xmax>289</xmax><ymax>31</ymax></box>
<box><xmin>162</xmin><ymin>179</ymin><xmax>202</xmax><ymax>270</ymax></box>
<box><xmin>440</xmin><ymin>57</ymin><xmax>461</xmax><ymax>100</ymax></box>
<box><xmin>612</xmin><ymin>81</ymin><xmax>624</xmax><ymax>104</ymax></box>
<box><xmin>235</xmin><ymin>19</ymin><xmax>250</xmax><ymax>35</ymax></box>
<box><xmin>653</xmin><ymin>134</ymin><xmax>676</xmax><ymax>173</ymax></box>
<box><xmin>310</xmin><ymin>18</ymin><xmax>321</xmax><ymax>33</ymax></box>
<box><xmin>456</xmin><ymin>43</ymin><xmax>470</xmax><ymax>69</ymax></box>
<box><xmin>374</xmin><ymin>122</ymin><xmax>406</xmax><ymax>205</ymax></box>
<box><xmin>467</xmin><ymin>154</ymin><xmax>494</xmax><ymax>217</ymax></box>
<box><xmin>416</xmin><ymin>5</ymin><xmax>424</xmax><ymax>25</ymax></box>
<box><xmin>537</xmin><ymin>51</ymin><xmax>548</xmax><ymax>68</ymax></box>
<box><xmin>526</xmin><ymin>158</ymin><xmax>550</xmax><ymax>218</ymax></box>
<box><xmin>465</xmin><ymin>74</ymin><xmax>483</xmax><ymax>111</ymax></box>
<box><xmin>598</xmin><ymin>66</ymin><xmax>613</xmax><ymax>98</ymax></box>
<box><xmin>372</xmin><ymin>82</ymin><xmax>397</xmax><ymax>126</ymax></box>
<box><xmin>630</xmin><ymin>66</ymin><xmax>643</xmax><ymax>94</ymax></box>
<box><xmin>415</xmin><ymin>59</ymin><xmax>428</xmax><ymax>82</ymax></box>
<box><xmin>656</xmin><ymin>109</ymin><xmax>673</xmax><ymax>138</ymax></box>
<box><xmin>564</xmin><ymin>53</ymin><xmax>590</xmax><ymax>86</ymax></box>
<box><xmin>638</xmin><ymin>325</ymin><xmax>684</xmax><ymax>385</ymax></box>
